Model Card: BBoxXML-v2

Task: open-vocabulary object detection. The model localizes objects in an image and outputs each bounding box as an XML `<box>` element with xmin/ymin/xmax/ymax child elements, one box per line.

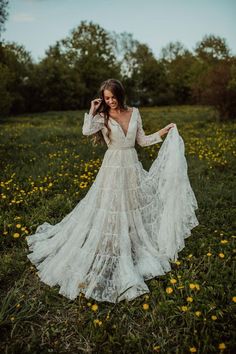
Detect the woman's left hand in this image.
<box><xmin>161</xmin><ymin>123</ymin><xmax>176</xmax><ymax>136</ymax></box>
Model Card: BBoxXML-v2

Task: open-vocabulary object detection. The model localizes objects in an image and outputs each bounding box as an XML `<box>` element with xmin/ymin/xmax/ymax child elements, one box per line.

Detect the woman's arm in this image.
<box><xmin>82</xmin><ymin>98</ymin><xmax>105</xmax><ymax>136</ymax></box>
<box><xmin>82</xmin><ymin>112</ymin><xmax>104</xmax><ymax>136</ymax></box>
<box><xmin>136</xmin><ymin>109</ymin><xmax>163</xmax><ymax>147</ymax></box>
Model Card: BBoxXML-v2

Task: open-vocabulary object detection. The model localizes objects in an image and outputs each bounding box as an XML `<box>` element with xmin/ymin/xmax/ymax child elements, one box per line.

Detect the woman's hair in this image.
<box><xmin>91</xmin><ymin>78</ymin><xmax>128</xmax><ymax>146</ymax></box>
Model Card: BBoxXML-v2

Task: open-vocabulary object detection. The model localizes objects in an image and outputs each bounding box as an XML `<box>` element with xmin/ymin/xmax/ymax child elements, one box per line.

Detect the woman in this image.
<box><xmin>26</xmin><ymin>78</ymin><xmax>199</xmax><ymax>303</ymax></box>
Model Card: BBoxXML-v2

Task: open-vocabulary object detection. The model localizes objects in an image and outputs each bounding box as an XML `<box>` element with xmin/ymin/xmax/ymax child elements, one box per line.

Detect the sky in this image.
<box><xmin>3</xmin><ymin>0</ymin><xmax>236</xmax><ymax>62</ymax></box>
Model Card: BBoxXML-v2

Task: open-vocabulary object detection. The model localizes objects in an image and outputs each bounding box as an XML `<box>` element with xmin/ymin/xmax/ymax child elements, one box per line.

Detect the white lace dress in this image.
<box><xmin>26</xmin><ymin>107</ymin><xmax>199</xmax><ymax>303</ymax></box>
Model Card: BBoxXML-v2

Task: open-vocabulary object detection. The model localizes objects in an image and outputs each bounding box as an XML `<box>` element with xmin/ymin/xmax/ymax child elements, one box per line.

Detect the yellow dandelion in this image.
<box><xmin>10</xmin><ymin>317</ymin><xmax>15</xmax><ymax>321</ymax></box>
<box><xmin>220</xmin><ymin>239</ymin><xmax>228</xmax><ymax>244</ymax></box>
<box><xmin>87</xmin><ymin>302</ymin><xmax>91</xmax><ymax>306</ymax></box>
<box><xmin>170</xmin><ymin>278</ymin><xmax>177</xmax><ymax>284</ymax></box>
<box><xmin>13</xmin><ymin>233</ymin><xmax>20</xmax><ymax>238</ymax></box>
<box><xmin>195</xmin><ymin>284</ymin><xmax>200</xmax><ymax>290</ymax></box>
<box><xmin>175</xmin><ymin>261</ymin><xmax>181</xmax><ymax>265</ymax></box>
<box><xmin>218</xmin><ymin>253</ymin><xmax>225</xmax><ymax>258</ymax></box>
<box><xmin>206</xmin><ymin>252</ymin><xmax>212</xmax><ymax>256</ymax></box>
<box><xmin>211</xmin><ymin>315</ymin><xmax>217</xmax><ymax>320</ymax></box>
<box><xmin>189</xmin><ymin>347</ymin><xmax>197</xmax><ymax>353</ymax></box>
<box><xmin>91</xmin><ymin>304</ymin><xmax>98</xmax><ymax>312</ymax></box>
<box><xmin>16</xmin><ymin>224</ymin><xmax>21</xmax><ymax>228</ymax></box>
<box><xmin>181</xmin><ymin>306</ymin><xmax>188</xmax><ymax>312</ymax></box>
<box><xmin>232</xmin><ymin>296</ymin><xmax>236</xmax><ymax>303</ymax></box>
<box><xmin>166</xmin><ymin>287</ymin><xmax>173</xmax><ymax>294</ymax></box>
<box><xmin>195</xmin><ymin>311</ymin><xmax>201</xmax><ymax>317</ymax></box>
<box><xmin>143</xmin><ymin>303</ymin><xmax>149</xmax><ymax>310</ymax></box>
<box><xmin>218</xmin><ymin>343</ymin><xmax>226</xmax><ymax>350</ymax></box>
<box><xmin>189</xmin><ymin>283</ymin><xmax>195</xmax><ymax>289</ymax></box>
<box><xmin>187</xmin><ymin>296</ymin><xmax>193</xmax><ymax>302</ymax></box>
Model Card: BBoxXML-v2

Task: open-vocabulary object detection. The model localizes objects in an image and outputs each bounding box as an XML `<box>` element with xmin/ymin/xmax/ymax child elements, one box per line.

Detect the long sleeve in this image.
<box><xmin>82</xmin><ymin>112</ymin><xmax>105</xmax><ymax>136</ymax></box>
<box><xmin>136</xmin><ymin>109</ymin><xmax>163</xmax><ymax>147</ymax></box>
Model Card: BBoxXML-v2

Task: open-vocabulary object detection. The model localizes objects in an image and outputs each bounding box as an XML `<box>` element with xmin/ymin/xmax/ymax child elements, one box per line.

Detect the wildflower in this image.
<box><xmin>143</xmin><ymin>303</ymin><xmax>149</xmax><ymax>310</ymax></box>
<box><xmin>166</xmin><ymin>287</ymin><xmax>173</xmax><ymax>294</ymax></box>
<box><xmin>232</xmin><ymin>296</ymin><xmax>236</xmax><ymax>303</ymax></box>
<box><xmin>189</xmin><ymin>347</ymin><xmax>197</xmax><ymax>353</ymax></box>
<box><xmin>189</xmin><ymin>283</ymin><xmax>196</xmax><ymax>289</ymax></box>
<box><xmin>16</xmin><ymin>224</ymin><xmax>21</xmax><ymax>228</ymax></box>
<box><xmin>10</xmin><ymin>317</ymin><xmax>15</xmax><ymax>321</ymax></box>
<box><xmin>13</xmin><ymin>233</ymin><xmax>20</xmax><ymax>238</ymax></box>
<box><xmin>211</xmin><ymin>315</ymin><xmax>217</xmax><ymax>320</ymax></box>
<box><xmin>220</xmin><ymin>239</ymin><xmax>228</xmax><ymax>244</ymax></box>
<box><xmin>91</xmin><ymin>304</ymin><xmax>98</xmax><ymax>312</ymax></box>
<box><xmin>170</xmin><ymin>278</ymin><xmax>177</xmax><ymax>284</ymax></box>
<box><xmin>93</xmin><ymin>319</ymin><xmax>102</xmax><ymax>326</ymax></box>
<box><xmin>181</xmin><ymin>306</ymin><xmax>188</xmax><ymax>312</ymax></box>
<box><xmin>206</xmin><ymin>252</ymin><xmax>212</xmax><ymax>256</ymax></box>
<box><xmin>153</xmin><ymin>345</ymin><xmax>160</xmax><ymax>351</ymax></box>
<box><xmin>218</xmin><ymin>343</ymin><xmax>226</xmax><ymax>350</ymax></box>
<box><xmin>195</xmin><ymin>311</ymin><xmax>201</xmax><ymax>317</ymax></box>
<box><xmin>187</xmin><ymin>296</ymin><xmax>193</xmax><ymax>302</ymax></box>
<box><xmin>87</xmin><ymin>302</ymin><xmax>91</xmax><ymax>306</ymax></box>
<box><xmin>218</xmin><ymin>253</ymin><xmax>225</xmax><ymax>258</ymax></box>
<box><xmin>188</xmin><ymin>254</ymin><xmax>193</xmax><ymax>258</ymax></box>
<box><xmin>175</xmin><ymin>261</ymin><xmax>181</xmax><ymax>265</ymax></box>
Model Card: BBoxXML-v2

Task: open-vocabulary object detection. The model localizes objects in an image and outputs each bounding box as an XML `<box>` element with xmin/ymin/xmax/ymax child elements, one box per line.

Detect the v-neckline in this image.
<box><xmin>109</xmin><ymin>107</ymin><xmax>135</xmax><ymax>139</ymax></box>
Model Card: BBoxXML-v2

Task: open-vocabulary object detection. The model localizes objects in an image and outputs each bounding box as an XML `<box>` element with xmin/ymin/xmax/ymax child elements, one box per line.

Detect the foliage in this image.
<box><xmin>0</xmin><ymin>22</ymin><xmax>235</xmax><ymax>121</ymax></box>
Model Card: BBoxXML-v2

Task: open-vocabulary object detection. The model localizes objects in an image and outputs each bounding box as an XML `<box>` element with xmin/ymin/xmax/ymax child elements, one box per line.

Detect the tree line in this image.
<box><xmin>0</xmin><ymin>18</ymin><xmax>236</xmax><ymax>120</ymax></box>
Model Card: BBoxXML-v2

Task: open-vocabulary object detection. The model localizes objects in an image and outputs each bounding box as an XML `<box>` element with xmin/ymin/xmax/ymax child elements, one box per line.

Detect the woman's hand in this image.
<box><xmin>89</xmin><ymin>98</ymin><xmax>103</xmax><ymax>116</ymax></box>
<box><xmin>159</xmin><ymin>123</ymin><xmax>176</xmax><ymax>137</ymax></box>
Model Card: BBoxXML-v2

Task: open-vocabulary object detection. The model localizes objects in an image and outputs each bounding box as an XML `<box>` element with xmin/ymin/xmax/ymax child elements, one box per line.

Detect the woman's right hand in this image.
<box><xmin>89</xmin><ymin>98</ymin><xmax>103</xmax><ymax>116</ymax></box>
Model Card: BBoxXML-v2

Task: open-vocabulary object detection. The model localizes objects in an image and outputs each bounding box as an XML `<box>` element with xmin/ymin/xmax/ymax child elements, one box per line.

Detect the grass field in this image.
<box><xmin>0</xmin><ymin>106</ymin><xmax>235</xmax><ymax>353</ymax></box>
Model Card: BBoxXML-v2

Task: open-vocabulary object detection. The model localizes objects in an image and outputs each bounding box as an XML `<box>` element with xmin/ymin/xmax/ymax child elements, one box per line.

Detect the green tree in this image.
<box><xmin>0</xmin><ymin>0</ymin><xmax>9</xmax><ymax>38</ymax></box>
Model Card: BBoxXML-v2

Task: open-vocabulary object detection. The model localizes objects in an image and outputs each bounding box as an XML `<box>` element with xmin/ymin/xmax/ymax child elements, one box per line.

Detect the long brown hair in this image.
<box><xmin>91</xmin><ymin>78</ymin><xmax>129</xmax><ymax>146</ymax></box>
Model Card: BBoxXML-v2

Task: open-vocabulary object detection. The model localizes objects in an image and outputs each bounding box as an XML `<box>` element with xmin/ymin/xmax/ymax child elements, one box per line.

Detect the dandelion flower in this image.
<box><xmin>189</xmin><ymin>347</ymin><xmax>197</xmax><ymax>353</ymax></box>
<box><xmin>232</xmin><ymin>296</ymin><xmax>236</xmax><ymax>303</ymax></box>
<box><xmin>211</xmin><ymin>315</ymin><xmax>217</xmax><ymax>320</ymax></box>
<box><xmin>13</xmin><ymin>233</ymin><xmax>20</xmax><ymax>238</ymax></box>
<box><xmin>187</xmin><ymin>296</ymin><xmax>193</xmax><ymax>302</ymax></box>
<box><xmin>166</xmin><ymin>287</ymin><xmax>173</xmax><ymax>294</ymax></box>
<box><xmin>181</xmin><ymin>306</ymin><xmax>188</xmax><ymax>312</ymax></box>
<box><xmin>195</xmin><ymin>311</ymin><xmax>201</xmax><ymax>317</ymax></box>
<box><xmin>91</xmin><ymin>304</ymin><xmax>98</xmax><ymax>312</ymax></box>
<box><xmin>206</xmin><ymin>252</ymin><xmax>212</xmax><ymax>256</ymax></box>
<box><xmin>218</xmin><ymin>343</ymin><xmax>226</xmax><ymax>350</ymax></box>
<box><xmin>143</xmin><ymin>303</ymin><xmax>149</xmax><ymax>310</ymax></box>
<box><xmin>218</xmin><ymin>253</ymin><xmax>225</xmax><ymax>258</ymax></box>
<box><xmin>170</xmin><ymin>278</ymin><xmax>177</xmax><ymax>284</ymax></box>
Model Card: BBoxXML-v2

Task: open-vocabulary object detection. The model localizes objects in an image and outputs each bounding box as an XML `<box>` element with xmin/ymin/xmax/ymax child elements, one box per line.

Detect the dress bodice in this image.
<box><xmin>82</xmin><ymin>107</ymin><xmax>163</xmax><ymax>149</ymax></box>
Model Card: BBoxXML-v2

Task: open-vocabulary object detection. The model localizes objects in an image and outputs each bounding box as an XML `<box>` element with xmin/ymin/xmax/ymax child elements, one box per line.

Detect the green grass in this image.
<box><xmin>0</xmin><ymin>106</ymin><xmax>235</xmax><ymax>353</ymax></box>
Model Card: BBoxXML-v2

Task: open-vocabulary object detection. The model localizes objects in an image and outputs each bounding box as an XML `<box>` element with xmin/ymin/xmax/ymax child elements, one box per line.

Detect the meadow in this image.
<box><xmin>0</xmin><ymin>106</ymin><xmax>235</xmax><ymax>353</ymax></box>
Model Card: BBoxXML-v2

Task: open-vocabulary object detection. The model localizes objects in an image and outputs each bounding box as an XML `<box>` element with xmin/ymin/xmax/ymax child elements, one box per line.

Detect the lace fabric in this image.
<box><xmin>26</xmin><ymin>107</ymin><xmax>199</xmax><ymax>303</ymax></box>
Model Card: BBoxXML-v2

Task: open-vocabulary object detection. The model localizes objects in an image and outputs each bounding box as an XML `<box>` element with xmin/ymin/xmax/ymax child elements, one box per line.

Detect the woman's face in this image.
<box><xmin>103</xmin><ymin>89</ymin><xmax>118</xmax><ymax>110</ymax></box>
